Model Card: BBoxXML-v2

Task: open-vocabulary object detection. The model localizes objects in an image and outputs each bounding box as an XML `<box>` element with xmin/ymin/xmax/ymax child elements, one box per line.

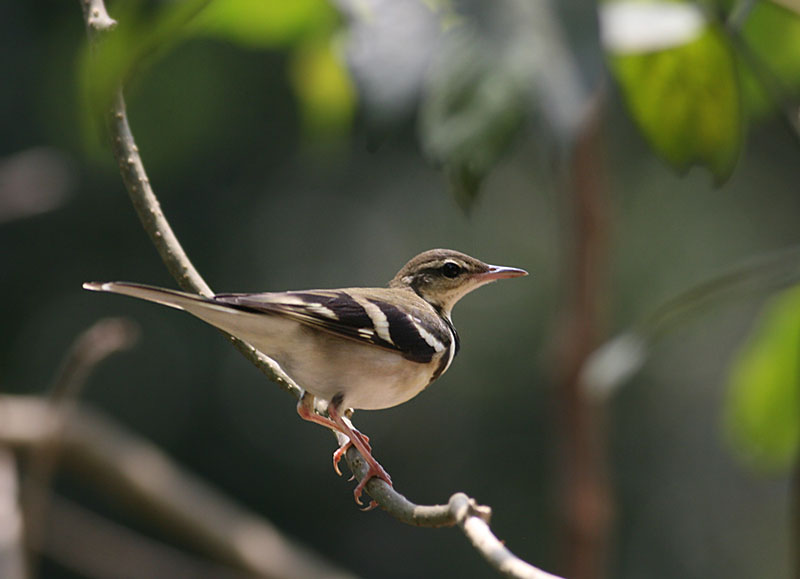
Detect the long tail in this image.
<box><xmin>82</xmin><ymin>281</ymin><xmax>217</xmax><ymax>312</ymax></box>
<box><xmin>83</xmin><ymin>281</ymin><xmax>290</xmax><ymax>362</ymax></box>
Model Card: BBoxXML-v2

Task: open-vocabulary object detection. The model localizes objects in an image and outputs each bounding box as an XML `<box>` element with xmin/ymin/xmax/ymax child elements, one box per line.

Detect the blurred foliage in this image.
<box><xmin>737</xmin><ymin>1</ymin><xmax>800</xmax><ymax>118</ymax></box>
<box><xmin>419</xmin><ymin>28</ymin><xmax>524</xmax><ymax>209</ymax></box>
<box><xmin>604</xmin><ymin>0</ymin><xmax>800</xmax><ymax>181</ymax></box>
<box><xmin>608</xmin><ymin>24</ymin><xmax>742</xmax><ymax>180</ymax></box>
<box><xmin>190</xmin><ymin>0</ymin><xmax>336</xmax><ymax>48</ymax></box>
<box><xmin>725</xmin><ymin>285</ymin><xmax>800</xmax><ymax>472</ymax></box>
<box><xmin>80</xmin><ymin>0</ymin><xmax>350</xmax><ymax>148</ymax></box>
<box><xmin>289</xmin><ymin>39</ymin><xmax>355</xmax><ymax>138</ymax></box>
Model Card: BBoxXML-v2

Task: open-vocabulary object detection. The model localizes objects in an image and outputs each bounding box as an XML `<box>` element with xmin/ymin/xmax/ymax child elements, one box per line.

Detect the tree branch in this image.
<box><xmin>22</xmin><ymin>318</ymin><xmax>139</xmax><ymax>577</ymax></box>
<box><xmin>341</xmin><ymin>442</ymin><xmax>563</xmax><ymax>579</ymax></box>
<box><xmin>0</xmin><ymin>449</ymin><xmax>26</xmax><ymax>579</ymax></box>
<box><xmin>99</xmin><ymin>40</ymin><xmax>301</xmax><ymax>401</ymax></box>
<box><xmin>44</xmin><ymin>495</ymin><xmax>257</xmax><ymax>579</ymax></box>
<box><xmin>1</xmin><ymin>395</ymin><xmax>356</xmax><ymax>579</ymax></box>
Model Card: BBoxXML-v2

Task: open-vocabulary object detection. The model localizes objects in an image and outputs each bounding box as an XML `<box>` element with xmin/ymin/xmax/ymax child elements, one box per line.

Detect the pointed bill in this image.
<box><xmin>479</xmin><ymin>264</ymin><xmax>528</xmax><ymax>281</ymax></box>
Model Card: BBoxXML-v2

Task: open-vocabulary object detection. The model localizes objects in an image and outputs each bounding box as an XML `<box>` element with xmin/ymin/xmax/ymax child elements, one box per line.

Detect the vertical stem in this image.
<box><xmin>554</xmin><ymin>94</ymin><xmax>613</xmax><ymax>579</ymax></box>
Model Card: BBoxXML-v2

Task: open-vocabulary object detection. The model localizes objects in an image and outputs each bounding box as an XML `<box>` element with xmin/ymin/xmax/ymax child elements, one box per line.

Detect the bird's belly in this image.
<box><xmin>269</xmin><ymin>331</ymin><xmax>435</xmax><ymax>410</ymax></box>
<box><xmin>193</xmin><ymin>310</ymin><xmax>438</xmax><ymax>410</ymax></box>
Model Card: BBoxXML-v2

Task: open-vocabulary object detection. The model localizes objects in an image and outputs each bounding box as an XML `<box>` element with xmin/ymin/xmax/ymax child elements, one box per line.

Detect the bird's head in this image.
<box><xmin>389</xmin><ymin>249</ymin><xmax>528</xmax><ymax>317</ymax></box>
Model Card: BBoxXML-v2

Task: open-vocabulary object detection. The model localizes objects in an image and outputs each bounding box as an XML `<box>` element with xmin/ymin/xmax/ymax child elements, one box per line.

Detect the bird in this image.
<box><xmin>83</xmin><ymin>249</ymin><xmax>527</xmax><ymax>507</ymax></box>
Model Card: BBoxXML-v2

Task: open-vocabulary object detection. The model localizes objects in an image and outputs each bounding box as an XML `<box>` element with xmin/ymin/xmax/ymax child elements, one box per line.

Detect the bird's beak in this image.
<box><xmin>480</xmin><ymin>265</ymin><xmax>529</xmax><ymax>281</ymax></box>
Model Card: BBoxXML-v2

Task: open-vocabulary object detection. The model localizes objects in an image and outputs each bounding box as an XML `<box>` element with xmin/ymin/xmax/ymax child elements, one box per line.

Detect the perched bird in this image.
<box><xmin>84</xmin><ymin>249</ymin><xmax>527</xmax><ymax>507</ymax></box>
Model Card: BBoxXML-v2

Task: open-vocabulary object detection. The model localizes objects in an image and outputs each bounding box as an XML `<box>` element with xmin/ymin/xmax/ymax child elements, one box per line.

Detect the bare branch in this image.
<box><xmin>341</xmin><ymin>443</ymin><xmax>564</xmax><ymax>579</ymax></box>
<box><xmin>452</xmin><ymin>494</ymin><xmax>564</xmax><ymax>579</ymax></box>
<box><xmin>0</xmin><ymin>449</ymin><xmax>26</xmax><ymax>579</ymax></box>
<box><xmin>22</xmin><ymin>318</ymin><xmax>139</xmax><ymax>575</ymax></box>
<box><xmin>0</xmin><ymin>395</ymin><xmax>356</xmax><ymax>579</ymax></box>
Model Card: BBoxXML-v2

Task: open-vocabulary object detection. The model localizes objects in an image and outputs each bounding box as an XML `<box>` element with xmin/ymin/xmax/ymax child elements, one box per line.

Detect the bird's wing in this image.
<box><xmin>214</xmin><ymin>290</ymin><xmax>452</xmax><ymax>364</ymax></box>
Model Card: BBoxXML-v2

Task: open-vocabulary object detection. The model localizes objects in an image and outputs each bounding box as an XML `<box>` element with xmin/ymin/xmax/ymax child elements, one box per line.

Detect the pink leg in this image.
<box><xmin>327</xmin><ymin>397</ymin><xmax>393</xmax><ymax>509</ymax></box>
<box><xmin>297</xmin><ymin>393</ymin><xmax>375</xmax><ymax>476</ymax></box>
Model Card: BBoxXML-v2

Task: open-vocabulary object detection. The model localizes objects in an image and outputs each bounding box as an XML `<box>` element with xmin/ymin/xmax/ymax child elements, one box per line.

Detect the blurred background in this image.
<box><xmin>1</xmin><ymin>0</ymin><xmax>799</xmax><ymax>578</ymax></box>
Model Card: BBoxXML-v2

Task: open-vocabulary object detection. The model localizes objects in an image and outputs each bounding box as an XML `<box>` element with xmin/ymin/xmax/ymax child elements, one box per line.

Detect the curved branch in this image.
<box><xmin>23</xmin><ymin>318</ymin><xmax>139</xmax><ymax>576</ymax></box>
<box><xmin>80</xmin><ymin>4</ymin><xmax>300</xmax><ymax>401</ymax></box>
<box><xmin>341</xmin><ymin>443</ymin><xmax>564</xmax><ymax>579</ymax></box>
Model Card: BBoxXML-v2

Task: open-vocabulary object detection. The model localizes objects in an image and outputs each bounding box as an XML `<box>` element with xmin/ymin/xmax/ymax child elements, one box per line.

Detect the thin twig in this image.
<box><xmin>102</xmin><ymin>61</ymin><xmax>300</xmax><ymax>400</ymax></box>
<box><xmin>77</xmin><ymin>3</ymin><xmax>564</xmax><ymax>578</ymax></box>
<box><xmin>581</xmin><ymin>244</ymin><xmax>800</xmax><ymax>400</ymax></box>
<box><xmin>22</xmin><ymin>318</ymin><xmax>139</xmax><ymax>578</ymax></box>
<box><xmin>341</xmin><ymin>443</ymin><xmax>564</xmax><ymax>579</ymax></box>
<box><xmin>0</xmin><ymin>395</ymin><xmax>356</xmax><ymax>579</ymax></box>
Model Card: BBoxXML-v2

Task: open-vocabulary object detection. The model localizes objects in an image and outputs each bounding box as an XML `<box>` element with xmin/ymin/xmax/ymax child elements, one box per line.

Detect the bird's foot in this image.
<box><xmin>353</xmin><ymin>456</ymin><xmax>393</xmax><ymax>510</ymax></box>
<box><xmin>332</xmin><ymin>430</ymin><xmax>371</xmax><ymax>476</ymax></box>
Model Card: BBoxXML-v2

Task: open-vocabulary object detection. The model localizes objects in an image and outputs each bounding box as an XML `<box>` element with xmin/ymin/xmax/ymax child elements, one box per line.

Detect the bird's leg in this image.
<box><xmin>331</xmin><ymin>416</ymin><xmax>371</xmax><ymax>476</ymax></box>
<box><xmin>296</xmin><ymin>392</ymin><xmax>371</xmax><ymax>477</ymax></box>
<box><xmin>296</xmin><ymin>392</ymin><xmax>349</xmax><ymax>474</ymax></box>
<box><xmin>327</xmin><ymin>395</ymin><xmax>393</xmax><ymax>509</ymax></box>
<box><xmin>296</xmin><ymin>391</ymin><xmax>338</xmax><ymax>431</ymax></box>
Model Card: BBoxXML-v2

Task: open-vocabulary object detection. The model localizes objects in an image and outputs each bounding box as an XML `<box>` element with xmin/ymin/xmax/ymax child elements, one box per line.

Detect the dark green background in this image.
<box><xmin>1</xmin><ymin>1</ymin><xmax>797</xmax><ymax>578</ymax></box>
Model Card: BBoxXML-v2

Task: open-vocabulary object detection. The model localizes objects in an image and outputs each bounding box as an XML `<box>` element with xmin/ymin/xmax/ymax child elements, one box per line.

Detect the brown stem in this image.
<box><xmin>554</xmin><ymin>92</ymin><xmax>613</xmax><ymax>579</ymax></box>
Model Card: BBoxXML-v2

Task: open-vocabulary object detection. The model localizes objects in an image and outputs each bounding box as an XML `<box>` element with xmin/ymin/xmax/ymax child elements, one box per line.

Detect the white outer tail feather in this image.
<box><xmin>82</xmin><ymin>281</ymin><xmax>211</xmax><ymax>312</ymax></box>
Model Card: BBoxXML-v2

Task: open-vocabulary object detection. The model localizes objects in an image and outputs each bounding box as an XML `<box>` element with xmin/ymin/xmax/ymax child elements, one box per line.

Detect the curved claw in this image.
<box><xmin>331</xmin><ymin>430</ymin><xmax>372</xmax><ymax>476</ymax></box>
<box><xmin>332</xmin><ymin>441</ymin><xmax>350</xmax><ymax>476</ymax></box>
<box><xmin>360</xmin><ymin>500</ymin><xmax>380</xmax><ymax>512</ymax></box>
<box><xmin>352</xmin><ymin>460</ymin><xmax>393</xmax><ymax>507</ymax></box>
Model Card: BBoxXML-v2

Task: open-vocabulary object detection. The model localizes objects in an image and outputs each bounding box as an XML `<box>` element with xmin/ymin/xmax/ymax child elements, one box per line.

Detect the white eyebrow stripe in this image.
<box><xmin>411</xmin><ymin>318</ymin><xmax>446</xmax><ymax>353</ymax></box>
<box><xmin>354</xmin><ymin>296</ymin><xmax>394</xmax><ymax>344</ymax></box>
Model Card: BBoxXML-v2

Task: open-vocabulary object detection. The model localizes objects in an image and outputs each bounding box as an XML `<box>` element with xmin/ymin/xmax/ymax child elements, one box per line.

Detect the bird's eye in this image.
<box><xmin>440</xmin><ymin>262</ymin><xmax>462</xmax><ymax>278</ymax></box>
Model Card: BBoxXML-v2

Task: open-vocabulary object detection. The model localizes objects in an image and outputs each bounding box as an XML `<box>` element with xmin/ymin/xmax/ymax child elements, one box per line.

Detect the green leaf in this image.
<box><xmin>737</xmin><ymin>2</ymin><xmax>800</xmax><ymax>119</ymax></box>
<box><xmin>189</xmin><ymin>0</ymin><xmax>337</xmax><ymax>48</ymax></box>
<box><xmin>77</xmin><ymin>0</ymin><xmax>218</xmax><ymax>153</ymax></box>
<box><xmin>289</xmin><ymin>40</ymin><xmax>356</xmax><ymax>138</ymax></box>
<box><xmin>608</xmin><ymin>24</ymin><xmax>743</xmax><ymax>181</ymax></box>
<box><xmin>724</xmin><ymin>285</ymin><xmax>800</xmax><ymax>472</ymax></box>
